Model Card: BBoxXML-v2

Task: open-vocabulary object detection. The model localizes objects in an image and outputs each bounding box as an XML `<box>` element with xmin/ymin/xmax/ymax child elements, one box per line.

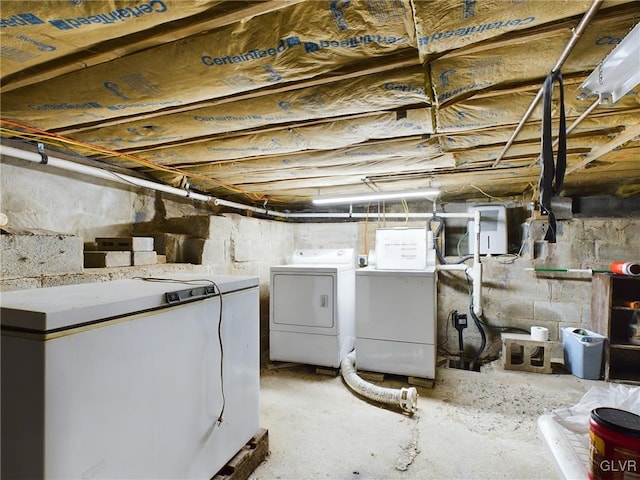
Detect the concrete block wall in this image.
<box><xmin>3</xmin><ymin>155</ymin><xmax>639</xmax><ymax>369</ymax></box>
<box><xmin>1</xmin><ymin>229</ymin><xmax>83</xmax><ymax>278</ymax></box>
<box><xmin>0</xmin><ymin>263</ymin><xmax>209</xmax><ymax>292</ymax></box>
<box><xmin>1</xmin><ymin>158</ymin><xmax>155</xmax><ymax>240</ymax></box>
<box><xmin>293</xmin><ymin>222</ymin><xmax>359</xmax><ymax>252</ymax></box>
<box><xmin>437</xmin><ymin>216</ymin><xmax>640</xmax><ymax>364</ymax></box>
<box><xmin>1</xmin><ymin>155</ymin><xmax>216</xmax><ymax>290</ymax></box>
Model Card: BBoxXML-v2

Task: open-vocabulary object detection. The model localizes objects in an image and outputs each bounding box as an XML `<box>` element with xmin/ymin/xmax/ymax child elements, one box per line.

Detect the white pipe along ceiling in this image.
<box><xmin>1</xmin><ymin>0</ymin><xmax>639</xmax><ymax>212</ymax></box>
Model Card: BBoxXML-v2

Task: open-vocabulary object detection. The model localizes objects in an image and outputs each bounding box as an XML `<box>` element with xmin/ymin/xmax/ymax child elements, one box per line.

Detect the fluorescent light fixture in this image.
<box><xmin>579</xmin><ymin>22</ymin><xmax>640</xmax><ymax>104</ymax></box>
<box><xmin>312</xmin><ymin>188</ymin><xmax>440</xmax><ymax>205</ymax></box>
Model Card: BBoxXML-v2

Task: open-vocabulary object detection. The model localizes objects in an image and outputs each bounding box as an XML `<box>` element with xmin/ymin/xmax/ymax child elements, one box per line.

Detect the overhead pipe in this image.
<box><xmin>2</xmin><ymin>144</ymin><xmax>485</xmax><ymax>223</ymax></box>
<box><xmin>283</xmin><ymin>211</ymin><xmax>474</xmax><ymax>219</ymax></box>
<box><xmin>213</xmin><ymin>198</ymin><xmax>284</xmax><ymax>217</ymax></box>
<box><xmin>492</xmin><ymin>0</ymin><xmax>603</xmax><ymax>168</ymax></box>
<box><xmin>0</xmin><ymin>143</ymin><xmax>453</xmax><ymax>220</ymax></box>
<box><xmin>0</xmin><ymin>144</ymin><xmax>212</xmax><ymax>202</ymax></box>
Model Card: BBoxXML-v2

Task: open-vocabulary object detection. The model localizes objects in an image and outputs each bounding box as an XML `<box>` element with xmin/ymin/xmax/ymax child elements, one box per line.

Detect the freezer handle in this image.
<box><xmin>165</xmin><ymin>285</ymin><xmax>217</xmax><ymax>305</ymax></box>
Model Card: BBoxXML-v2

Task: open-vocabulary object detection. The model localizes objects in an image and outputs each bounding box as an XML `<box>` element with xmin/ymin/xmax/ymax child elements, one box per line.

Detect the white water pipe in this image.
<box><xmin>437</xmin><ymin>263</ymin><xmax>483</xmax><ymax>316</ymax></box>
<box><xmin>2</xmin><ymin>144</ymin><xmax>486</xmax><ymax>226</ymax></box>
<box><xmin>1</xmin><ymin>144</ymin><xmax>436</xmax><ymax>219</ymax></box>
<box><xmin>213</xmin><ymin>198</ymin><xmax>284</xmax><ymax>217</ymax></box>
<box><xmin>435</xmin><ymin>210</ymin><xmax>482</xmax><ymax>315</ymax></box>
<box><xmin>283</xmin><ymin>212</ymin><xmax>474</xmax><ymax>219</ymax></box>
<box><xmin>1</xmin><ymin>144</ymin><xmax>212</xmax><ymax>202</ymax></box>
<box><xmin>341</xmin><ymin>351</ymin><xmax>417</xmax><ymax>414</ymax></box>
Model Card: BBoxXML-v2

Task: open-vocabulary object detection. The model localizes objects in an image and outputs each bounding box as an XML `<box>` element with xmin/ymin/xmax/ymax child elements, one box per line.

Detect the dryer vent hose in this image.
<box><xmin>340</xmin><ymin>351</ymin><xmax>418</xmax><ymax>414</ymax></box>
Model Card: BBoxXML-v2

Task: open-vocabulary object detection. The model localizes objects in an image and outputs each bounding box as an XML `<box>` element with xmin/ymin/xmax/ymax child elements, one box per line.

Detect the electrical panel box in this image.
<box><xmin>467</xmin><ymin>205</ymin><xmax>508</xmax><ymax>255</ymax></box>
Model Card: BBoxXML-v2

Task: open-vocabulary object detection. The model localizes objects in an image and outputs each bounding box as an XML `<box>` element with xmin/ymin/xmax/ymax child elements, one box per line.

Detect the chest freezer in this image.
<box><xmin>1</xmin><ymin>274</ymin><xmax>259</xmax><ymax>479</ymax></box>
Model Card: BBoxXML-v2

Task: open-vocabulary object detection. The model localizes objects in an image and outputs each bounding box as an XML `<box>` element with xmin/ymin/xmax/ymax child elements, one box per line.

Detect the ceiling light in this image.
<box><xmin>579</xmin><ymin>22</ymin><xmax>640</xmax><ymax>104</ymax></box>
<box><xmin>312</xmin><ymin>188</ymin><xmax>440</xmax><ymax>206</ymax></box>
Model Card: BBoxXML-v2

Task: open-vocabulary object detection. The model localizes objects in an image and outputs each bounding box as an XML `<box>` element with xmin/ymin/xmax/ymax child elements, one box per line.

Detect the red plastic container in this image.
<box><xmin>589</xmin><ymin>407</ymin><xmax>640</xmax><ymax>480</ymax></box>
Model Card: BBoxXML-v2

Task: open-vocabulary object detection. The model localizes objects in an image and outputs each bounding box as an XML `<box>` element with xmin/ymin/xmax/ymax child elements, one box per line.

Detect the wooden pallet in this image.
<box><xmin>211</xmin><ymin>428</ymin><xmax>269</xmax><ymax>480</ymax></box>
<box><xmin>266</xmin><ymin>361</ymin><xmax>339</xmax><ymax>377</ymax></box>
<box><xmin>359</xmin><ymin>370</ymin><xmax>435</xmax><ymax>388</ymax></box>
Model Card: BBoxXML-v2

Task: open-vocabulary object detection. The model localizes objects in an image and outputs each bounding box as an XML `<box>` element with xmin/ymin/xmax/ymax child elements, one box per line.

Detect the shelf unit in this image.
<box><xmin>592</xmin><ymin>273</ymin><xmax>640</xmax><ymax>384</ymax></box>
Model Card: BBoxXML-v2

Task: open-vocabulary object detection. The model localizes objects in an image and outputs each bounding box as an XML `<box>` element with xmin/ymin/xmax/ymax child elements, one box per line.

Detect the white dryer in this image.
<box><xmin>269</xmin><ymin>249</ymin><xmax>355</xmax><ymax>368</ymax></box>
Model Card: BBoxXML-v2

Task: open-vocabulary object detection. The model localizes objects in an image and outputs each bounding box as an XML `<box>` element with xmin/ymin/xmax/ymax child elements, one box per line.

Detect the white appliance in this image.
<box><xmin>270</xmin><ymin>248</ymin><xmax>355</xmax><ymax>368</ymax></box>
<box><xmin>1</xmin><ymin>274</ymin><xmax>259</xmax><ymax>480</ymax></box>
<box><xmin>467</xmin><ymin>204</ymin><xmax>508</xmax><ymax>255</ymax></box>
<box><xmin>355</xmin><ymin>266</ymin><xmax>437</xmax><ymax>379</ymax></box>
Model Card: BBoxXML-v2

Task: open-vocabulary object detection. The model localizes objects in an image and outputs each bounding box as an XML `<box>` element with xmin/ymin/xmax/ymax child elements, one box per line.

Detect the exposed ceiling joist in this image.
<box><xmin>566</xmin><ymin>123</ymin><xmax>640</xmax><ymax>174</ymax></box>
<box><xmin>1</xmin><ymin>0</ymin><xmax>638</xmax><ymax>209</ymax></box>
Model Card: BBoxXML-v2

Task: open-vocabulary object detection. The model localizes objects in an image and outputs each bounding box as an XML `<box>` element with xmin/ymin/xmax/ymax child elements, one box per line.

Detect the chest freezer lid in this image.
<box><xmin>0</xmin><ymin>274</ymin><xmax>258</xmax><ymax>332</ymax></box>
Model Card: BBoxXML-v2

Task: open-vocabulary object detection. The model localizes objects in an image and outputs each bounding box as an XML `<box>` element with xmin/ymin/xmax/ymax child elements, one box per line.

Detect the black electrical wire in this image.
<box><xmin>539</xmin><ymin>71</ymin><xmax>567</xmax><ymax>244</ymax></box>
<box><xmin>215</xmin><ymin>287</ymin><xmax>226</xmax><ymax>424</ymax></box>
<box><xmin>468</xmin><ymin>295</ymin><xmax>486</xmax><ymax>372</ymax></box>
<box><xmin>437</xmin><ymin>310</ymin><xmax>457</xmax><ymax>357</ymax></box>
<box><xmin>428</xmin><ymin>215</ymin><xmax>473</xmax><ymax>265</ymax></box>
<box><xmin>457</xmin><ymin>324</ymin><xmax>465</xmax><ymax>370</ymax></box>
<box><xmin>134</xmin><ymin>276</ymin><xmax>226</xmax><ymax>425</ymax></box>
<box><xmin>476</xmin><ymin>316</ymin><xmax>529</xmax><ymax>334</ymax></box>
<box><xmin>463</xmin><ymin>273</ymin><xmax>534</xmax><ymax>370</ymax></box>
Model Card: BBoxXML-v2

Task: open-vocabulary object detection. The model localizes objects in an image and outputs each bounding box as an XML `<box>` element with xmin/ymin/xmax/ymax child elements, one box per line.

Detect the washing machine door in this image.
<box><xmin>271</xmin><ymin>273</ymin><xmax>335</xmax><ymax>332</ymax></box>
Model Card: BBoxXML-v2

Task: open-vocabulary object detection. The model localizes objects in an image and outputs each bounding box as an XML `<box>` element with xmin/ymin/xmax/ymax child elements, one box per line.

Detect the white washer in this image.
<box><xmin>270</xmin><ymin>249</ymin><xmax>355</xmax><ymax>368</ymax></box>
<box><xmin>355</xmin><ymin>266</ymin><xmax>437</xmax><ymax>379</ymax></box>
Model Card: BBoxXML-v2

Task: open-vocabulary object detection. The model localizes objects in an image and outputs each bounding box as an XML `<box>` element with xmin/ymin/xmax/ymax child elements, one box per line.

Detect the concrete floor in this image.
<box><xmin>250</xmin><ymin>361</ymin><xmax>600</xmax><ymax>480</ymax></box>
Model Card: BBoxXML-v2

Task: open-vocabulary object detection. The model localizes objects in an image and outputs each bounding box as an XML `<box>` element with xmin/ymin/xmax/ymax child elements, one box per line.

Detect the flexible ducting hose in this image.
<box><xmin>340</xmin><ymin>351</ymin><xmax>418</xmax><ymax>414</ymax></box>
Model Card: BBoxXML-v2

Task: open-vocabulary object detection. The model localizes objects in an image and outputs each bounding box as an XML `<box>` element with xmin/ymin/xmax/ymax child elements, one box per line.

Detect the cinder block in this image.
<box><xmin>165</xmin><ymin>215</ymin><xmax>232</xmax><ymax>239</ymax></box>
<box><xmin>95</xmin><ymin>237</ymin><xmax>154</xmax><ymax>252</ymax></box>
<box><xmin>232</xmin><ymin>238</ymin><xmax>257</xmax><ymax>262</ymax></box>
<box><xmin>150</xmin><ymin>233</ymin><xmax>190</xmax><ymax>262</ymax></box>
<box><xmin>84</xmin><ymin>251</ymin><xmax>131</xmax><ymax>268</ymax></box>
<box><xmin>1</xmin><ymin>231</ymin><xmax>83</xmax><ymax>278</ymax></box>
<box><xmin>184</xmin><ymin>237</ymin><xmax>228</xmax><ymax>265</ymax></box>
<box><xmin>132</xmin><ymin>251</ymin><xmax>157</xmax><ymax>266</ymax></box>
<box><xmin>501</xmin><ymin>333</ymin><xmax>552</xmax><ymax>374</ymax></box>
<box><xmin>184</xmin><ymin>238</ymin><xmax>206</xmax><ymax>264</ymax></box>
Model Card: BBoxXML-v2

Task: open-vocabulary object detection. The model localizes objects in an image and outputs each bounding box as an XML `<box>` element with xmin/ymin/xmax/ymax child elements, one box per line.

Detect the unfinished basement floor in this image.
<box><xmin>250</xmin><ymin>362</ymin><xmax>600</xmax><ymax>480</ymax></box>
